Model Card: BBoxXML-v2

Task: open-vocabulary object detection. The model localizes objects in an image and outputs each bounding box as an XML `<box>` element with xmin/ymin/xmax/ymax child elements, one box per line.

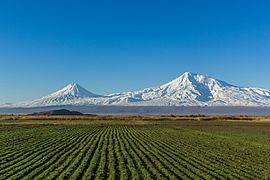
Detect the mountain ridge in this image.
<box><xmin>8</xmin><ymin>72</ymin><xmax>270</xmax><ymax>107</ymax></box>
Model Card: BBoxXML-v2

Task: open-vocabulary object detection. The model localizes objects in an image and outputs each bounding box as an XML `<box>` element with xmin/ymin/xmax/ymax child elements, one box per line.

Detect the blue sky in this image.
<box><xmin>0</xmin><ymin>0</ymin><xmax>270</xmax><ymax>103</ymax></box>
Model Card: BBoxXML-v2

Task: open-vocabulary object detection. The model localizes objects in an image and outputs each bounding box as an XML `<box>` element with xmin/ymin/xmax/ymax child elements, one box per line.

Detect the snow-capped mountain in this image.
<box><xmin>13</xmin><ymin>72</ymin><xmax>270</xmax><ymax>107</ymax></box>
<box><xmin>27</xmin><ymin>83</ymin><xmax>101</xmax><ymax>106</ymax></box>
<box><xmin>108</xmin><ymin>72</ymin><xmax>270</xmax><ymax>106</ymax></box>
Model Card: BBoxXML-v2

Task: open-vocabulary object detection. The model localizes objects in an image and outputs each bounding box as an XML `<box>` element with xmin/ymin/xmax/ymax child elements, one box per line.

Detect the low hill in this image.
<box><xmin>30</xmin><ymin>109</ymin><xmax>84</xmax><ymax>116</ymax></box>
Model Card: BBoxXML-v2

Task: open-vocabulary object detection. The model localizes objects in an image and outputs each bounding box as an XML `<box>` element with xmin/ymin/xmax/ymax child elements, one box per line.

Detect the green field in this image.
<box><xmin>0</xmin><ymin>119</ymin><xmax>270</xmax><ymax>179</ymax></box>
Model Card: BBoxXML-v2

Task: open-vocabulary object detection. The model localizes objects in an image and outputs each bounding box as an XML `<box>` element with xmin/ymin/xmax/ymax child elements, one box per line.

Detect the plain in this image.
<box><xmin>0</xmin><ymin>116</ymin><xmax>270</xmax><ymax>179</ymax></box>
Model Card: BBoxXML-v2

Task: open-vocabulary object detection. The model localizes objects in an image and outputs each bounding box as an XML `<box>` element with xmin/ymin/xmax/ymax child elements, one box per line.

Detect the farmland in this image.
<box><xmin>0</xmin><ymin>117</ymin><xmax>270</xmax><ymax>179</ymax></box>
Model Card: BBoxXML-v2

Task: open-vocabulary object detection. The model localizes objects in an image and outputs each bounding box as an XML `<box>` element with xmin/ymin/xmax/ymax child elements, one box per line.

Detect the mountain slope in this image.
<box><xmin>28</xmin><ymin>83</ymin><xmax>101</xmax><ymax>106</ymax></box>
<box><xmin>107</xmin><ymin>72</ymin><xmax>270</xmax><ymax>106</ymax></box>
<box><xmin>14</xmin><ymin>72</ymin><xmax>270</xmax><ymax>107</ymax></box>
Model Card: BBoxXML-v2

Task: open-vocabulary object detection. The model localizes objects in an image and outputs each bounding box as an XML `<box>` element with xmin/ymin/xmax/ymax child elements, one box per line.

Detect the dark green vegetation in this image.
<box><xmin>0</xmin><ymin>119</ymin><xmax>270</xmax><ymax>179</ymax></box>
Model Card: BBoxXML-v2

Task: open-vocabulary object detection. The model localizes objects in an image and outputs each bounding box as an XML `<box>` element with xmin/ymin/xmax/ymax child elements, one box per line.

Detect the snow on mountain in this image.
<box><xmin>27</xmin><ymin>83</ymin><xmax>101</xmax><ymax>106</ymax></box>
<box><xmin>13</xmin><ymin>72</ymin><xmax>270</xmax><ymax>107</ymax></box>
<box><xmin>104</xmin><ymin>72</ymin><xmax>270</xmax><ymax>106</ymax></box>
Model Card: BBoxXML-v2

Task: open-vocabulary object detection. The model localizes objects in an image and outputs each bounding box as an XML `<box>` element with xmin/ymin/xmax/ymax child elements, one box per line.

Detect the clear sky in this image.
<box><xmin>0</xmin><ymin>0</ymin><xmax>270</xmax><ymax>103</ymax></box>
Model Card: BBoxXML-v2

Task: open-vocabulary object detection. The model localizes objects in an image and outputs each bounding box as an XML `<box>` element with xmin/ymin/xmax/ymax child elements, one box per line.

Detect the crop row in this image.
<box><xmin>0</xmin><ymin>124</ymin><xmax>268</xmax><ymax>179</ymax></box>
